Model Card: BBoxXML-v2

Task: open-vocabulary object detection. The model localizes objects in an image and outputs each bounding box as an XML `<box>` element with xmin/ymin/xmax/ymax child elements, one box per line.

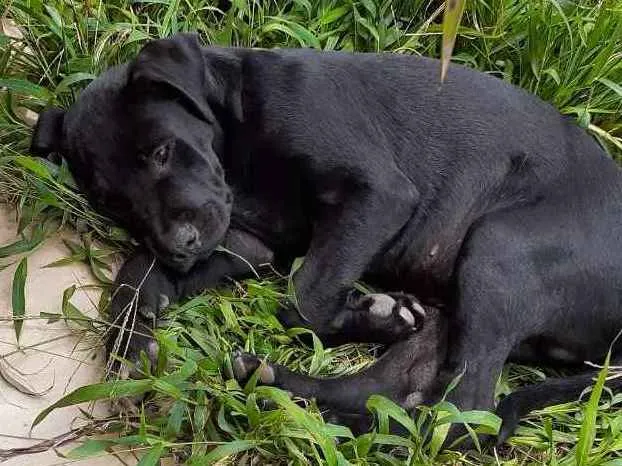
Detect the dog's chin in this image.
<box><xmin>155</xmin><ymin>245</ymin><xmax>217</xmax><ymax>274</ymax></box>
<box><xmin>145</xmin><ymin>243</ymin><xmax>201</xmax><ymax>273</ymax></box>
<box><xmin>164</xmin><ymin>256</ymin><xmax>197</xmax><ymax>274</ymax></box>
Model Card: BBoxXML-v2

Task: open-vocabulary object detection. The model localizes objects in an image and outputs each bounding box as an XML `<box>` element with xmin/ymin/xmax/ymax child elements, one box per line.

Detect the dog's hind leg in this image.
<box><xmin>431</xmin><ymin>202</ymin><xmax>622</xmax><ymax>446</ymax></box>
<box><xmin>430</xmin><ymin>211</ymin><xmax>544</xmax><ymax>417</ymax></box>
<box><xmin>232</xmin><ymin>306</ymin><xmax>446</xmax><ymax>432</ymax></box>
<box><xmin>496</xmin><ymin>368</ymin><xmax>622</xmax><ymax>444</ymax></box>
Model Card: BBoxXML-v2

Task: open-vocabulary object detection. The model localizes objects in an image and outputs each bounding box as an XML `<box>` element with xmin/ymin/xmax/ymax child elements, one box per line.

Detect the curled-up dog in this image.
<box><xmin>30</xmin><ymin>32</ymin><xmax>622</xmax><ymax>445</ymax></box>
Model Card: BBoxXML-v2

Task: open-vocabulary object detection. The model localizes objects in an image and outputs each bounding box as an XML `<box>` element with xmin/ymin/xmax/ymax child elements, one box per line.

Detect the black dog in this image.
<box><xmin>30</xmin><ymin>33</ymin><xmax>622</xmax><ymax>444</ymax></box>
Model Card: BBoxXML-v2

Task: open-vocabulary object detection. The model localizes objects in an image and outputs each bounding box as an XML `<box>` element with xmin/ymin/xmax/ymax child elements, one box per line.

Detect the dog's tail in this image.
<box><xmin>495</xmin><ymin>370</ymin><xmax>622</xmax><ymax>444</ymax></box>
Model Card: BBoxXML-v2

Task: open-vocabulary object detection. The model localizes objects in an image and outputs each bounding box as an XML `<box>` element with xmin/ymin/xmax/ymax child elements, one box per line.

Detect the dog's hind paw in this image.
<box><xmin>329</xmin><ymin>291</ymin><xmax>426</xmax><ymax>344</ymax></box>
<box><xmin>232</xmin><ymin>351</ymin><xmax>276</xmax><ymax>385</ymax></box>
<box><xmin>494</xmin><ymin>393</ymin><xmax>523</xmax><ymax>445</ymax></box>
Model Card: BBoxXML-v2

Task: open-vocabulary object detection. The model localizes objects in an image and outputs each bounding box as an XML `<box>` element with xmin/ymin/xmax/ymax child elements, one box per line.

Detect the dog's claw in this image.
<box><xmin>138</xmin><ymin>305</ymin><xmax>157</xmax><ymax>323</ymax></box>
<box><xmin>158</xmin><ymin>294</ymin><xmax>170</xmax><ymax>311</ymax></box>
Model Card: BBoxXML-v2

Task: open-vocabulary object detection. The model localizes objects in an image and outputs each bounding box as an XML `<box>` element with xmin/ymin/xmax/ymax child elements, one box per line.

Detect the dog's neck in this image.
<box><xmin>202</xmin><ymin>47</ymin><xmax>244</xmax><ymax>123</ymax></box>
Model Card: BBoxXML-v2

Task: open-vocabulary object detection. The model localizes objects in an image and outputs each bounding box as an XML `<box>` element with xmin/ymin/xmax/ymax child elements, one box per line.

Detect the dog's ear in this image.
<box><xmin>30</xmin><ymin>107</ymin><xmax>65</xmax><ymax>159</ymax></box>
<box><xmin>130</xmin><ymin>33</ymin><xmax>241</xmax><ymax>122</ymax></box>
<box><xmin>130</xmin><ymin>34</ymin><xmax>212</xmax><ymax>121</ymax></box>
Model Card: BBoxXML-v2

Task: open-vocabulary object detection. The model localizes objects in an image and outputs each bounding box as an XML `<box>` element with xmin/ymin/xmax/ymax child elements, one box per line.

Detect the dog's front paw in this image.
<box><xmin>106</xmin><ymin>290</ymin><xmax>164</xmax><ymax>378</ymax></box>
<box><xmin>108</xmin><ymin>335</ymin><xmax>160</xmax><ymax>417</ymax></box>
<box><xmin>106</xmin><ymin>254</ymin><xmax>177</xmax><ymax>379</ymax></box>
<box><xmin>494</xmin><ymin>392</ymin><xmax>524</xmax><ymax>446</ymax></box>
<box><xmin>329</xmin><ymin>292</ymin><xmax>426</xmax><ymax>344</ymax></box>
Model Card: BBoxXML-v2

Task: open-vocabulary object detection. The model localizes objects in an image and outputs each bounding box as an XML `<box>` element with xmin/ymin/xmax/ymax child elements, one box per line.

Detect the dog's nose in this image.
<box><xmin>174</xmin><ymin>223</ymin><xmax>201</xmax><ymax>251</ymax></box>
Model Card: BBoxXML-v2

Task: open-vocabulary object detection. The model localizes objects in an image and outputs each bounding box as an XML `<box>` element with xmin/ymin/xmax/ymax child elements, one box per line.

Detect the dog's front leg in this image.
<box><xmin>279</xmin><ymin>168</ymin><xmax>418</xmax><ymax>344</ymax></box>
<box><xmin>107</xmin><ymin>229</ymin><xmax>273</xmax><ymax>376</ymax></box>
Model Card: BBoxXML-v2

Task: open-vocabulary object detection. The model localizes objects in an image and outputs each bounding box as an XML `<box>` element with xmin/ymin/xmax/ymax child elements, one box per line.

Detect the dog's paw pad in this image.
<box><xmin>329</xmin><ymin>292</ymin><xmax>427</xmax><ymax>343</ymax></box>
<box><xmin>364</xmin><ymin>293</ymin><xmax>425</xmax><ymax>331</ymax></box>
<box><xmin>232</xmin><ymin>352</ymin><xmax>275</xmax><ymax>385</ymax></box>
<box><xmin>232</xmin><ymin>351</ymin><xmax>258</xmax><ymax>381</ymax></box>
<box><xmin>158</xmin><ymin>294</ymin><xmax>170</xmax><ymax>311</ymax></box>
<box><xmin>398</xmin><ymin>306</ymin><xmax>416</xmax><ymax>326</ymax></box>
<box><xmin>402</xmin><ymin>391</ymin><xmax>424</xmax><ymax>410</ymax></box>
<box><xmin>368</xmin><ymin>294</ymin><xmax>397</xmax><ymax>317</ymax></box>
<box><xmin>392</xmin><ymin>295</ymin><xmax>426</xmax><ymax>330</ymax></box>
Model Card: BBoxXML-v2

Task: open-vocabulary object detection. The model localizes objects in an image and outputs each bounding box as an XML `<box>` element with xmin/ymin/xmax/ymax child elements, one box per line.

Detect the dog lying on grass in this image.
<box><xmin>30</xmin><ymin>33</ymin><xmax>622</xmax><ymax>445</ymax></box>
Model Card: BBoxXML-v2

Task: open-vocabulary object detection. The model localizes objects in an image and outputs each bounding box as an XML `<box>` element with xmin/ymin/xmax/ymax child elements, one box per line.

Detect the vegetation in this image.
<box><xmin>1</xmin><ymin>0</ymin><xmax>622</xmax><ymax>464</ymax></box>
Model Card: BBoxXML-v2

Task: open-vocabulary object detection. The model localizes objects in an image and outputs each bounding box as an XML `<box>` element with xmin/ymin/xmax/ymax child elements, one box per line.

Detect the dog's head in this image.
<box><xmin>30</xmin><ymin>34</ymin><xmax>243</xmax><ymax>272</ymax></box>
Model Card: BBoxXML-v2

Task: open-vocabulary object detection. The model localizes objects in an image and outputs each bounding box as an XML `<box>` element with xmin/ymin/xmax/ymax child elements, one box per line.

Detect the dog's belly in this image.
<box><xmin>509</xmin><ymin>337</ymin><xmax>585</xmax><ymax>366</ymax></box>
<box><xmin>365</xmin><ymin>235</ymin><xmax>460</xmax><ymax>305</ymax></box>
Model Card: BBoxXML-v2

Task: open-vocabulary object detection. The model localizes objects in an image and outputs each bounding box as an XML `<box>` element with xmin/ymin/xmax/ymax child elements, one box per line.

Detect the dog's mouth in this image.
<box><xmin>162</xmin><ymin>252</ymin><xmax>198</xmax><ymax>273</ymax></box>
<box><xmin>144</xmin><ymin>231</ymin><xmax>226</xmax><ymax>274</ymax></box>
<box><xmin>140</xmin><ymin>206</ymin><xmax>231</xmax><ymax>274</ymax></box>
<box><xmin>144</xmin><ymin>237</ymin><xmax>202</xmax><ymax>273</ymax></box>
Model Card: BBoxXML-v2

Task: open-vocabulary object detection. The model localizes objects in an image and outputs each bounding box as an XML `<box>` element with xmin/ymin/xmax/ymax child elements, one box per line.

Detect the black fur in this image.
<box><xmin>30</xmin><ymin>33</ymin><xmax>622</xmax><ymax>444</ymax></box>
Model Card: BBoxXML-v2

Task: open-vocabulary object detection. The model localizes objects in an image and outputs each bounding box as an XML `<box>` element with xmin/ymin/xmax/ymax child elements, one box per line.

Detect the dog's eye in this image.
<box><xmin>152</xmin><ymin>145</ymin><xmax>168</xmax><ymax>165</ymax></box>
<box><xmin>151</xmin><ymin>141</ymin><xmax>172</xmax><ymax>166</ymax></box>
<box><xmin>139</xmin><ymin>141</ymin><xmax>173</xmax><ymax>167</ymax></box>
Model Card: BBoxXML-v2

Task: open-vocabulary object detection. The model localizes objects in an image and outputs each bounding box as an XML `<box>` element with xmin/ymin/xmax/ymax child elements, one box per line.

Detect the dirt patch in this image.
<box><xmin>0</xmin><ymin>204</ymin><xmax>137</xmax><ymax>465</ymax></box>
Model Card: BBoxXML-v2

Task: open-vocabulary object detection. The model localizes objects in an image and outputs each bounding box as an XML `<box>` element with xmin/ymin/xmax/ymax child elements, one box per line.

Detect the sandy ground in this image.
<box><xmin>0</xmin><ymin>204</ymin><xmax>140</xmax><ymax>465</ymax></box>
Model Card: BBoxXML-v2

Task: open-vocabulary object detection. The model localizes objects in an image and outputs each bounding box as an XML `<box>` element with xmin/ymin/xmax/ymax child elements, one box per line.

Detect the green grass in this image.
<box><xmin>1</xmin><ymin>0</ymin><xmax>622</xmax><ymax>464</ymax></box>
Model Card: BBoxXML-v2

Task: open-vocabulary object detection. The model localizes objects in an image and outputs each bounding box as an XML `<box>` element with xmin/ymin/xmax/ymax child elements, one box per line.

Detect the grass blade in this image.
<box><xmin>32</xmin><ymin>379</ymin><xmax>153</xmax><ymax>427</ymax></box>
<box><xmin>0</xmin><ymin>230</ymin><xmax>44</xmax><ymax>258</ymax></box>
<box><xmin>598</xmin><ymin>78</ymin><xmax>622</xmax><ymax>99</ymax></box>
<box><xmin>255</xmin><ymin>386</ymin><xmax>338</xmax><ymax>465</ymax></box>
<box><xmin>11</xmin><ymin>257</ymin><xmax>27</xmax><ymax>342</ymax></box>
<box><xmin>0</xmin><ymin>78</ymin><xmax>53</xmax><ymax>100</ymax></box>
<box><xmin>190</xmin><ymin>440</ymin><xmax>261</xmax><ymax>464</ymax></box>
<box><xmin>435</xmin><ymin>409</ymin><xmax>501</xmax><ymax>434</ymax></box>
<box><xmin>440</xmin><ymin>0</ymin><xmax>466</xmax><ymax>83</ymax></box>
<box><xmin>137</xmin><ymin>443</ymin><xmax>165</xmax><ymax>466</ymax></box>
<box><xmin>66</xmin><ymin>439</ymin><xmax>114</xmax><ymax>459</ymax></box>
<box><xmin>54</xmin><ymin>72</ymin><xmax>98</xmax><ymax>95</ymax></box>
<box><xmin>576</xmin><ymin>352</ymin><xmax>611</xmax><ymax>465</ymax></box>
<box><xmin>366</xmin><ymin>395</ymin><xmax>417</xmax><ymax>436</ymax></box>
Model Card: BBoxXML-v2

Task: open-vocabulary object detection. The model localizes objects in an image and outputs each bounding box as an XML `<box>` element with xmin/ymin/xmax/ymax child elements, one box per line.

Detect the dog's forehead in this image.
<box><xmin>64</xmin><ymin>64</ymin><xmax>132</xmax><ymax>151</ymax></box>
<box><xmin>58</xmin><ymin>65</ymin><xmax>141</xmax><ymax>194</ymax></box>
<box><xmin>65</xmin><ymin>68</ymin><xmax>184</xmax><ymax>152</ymax></box>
